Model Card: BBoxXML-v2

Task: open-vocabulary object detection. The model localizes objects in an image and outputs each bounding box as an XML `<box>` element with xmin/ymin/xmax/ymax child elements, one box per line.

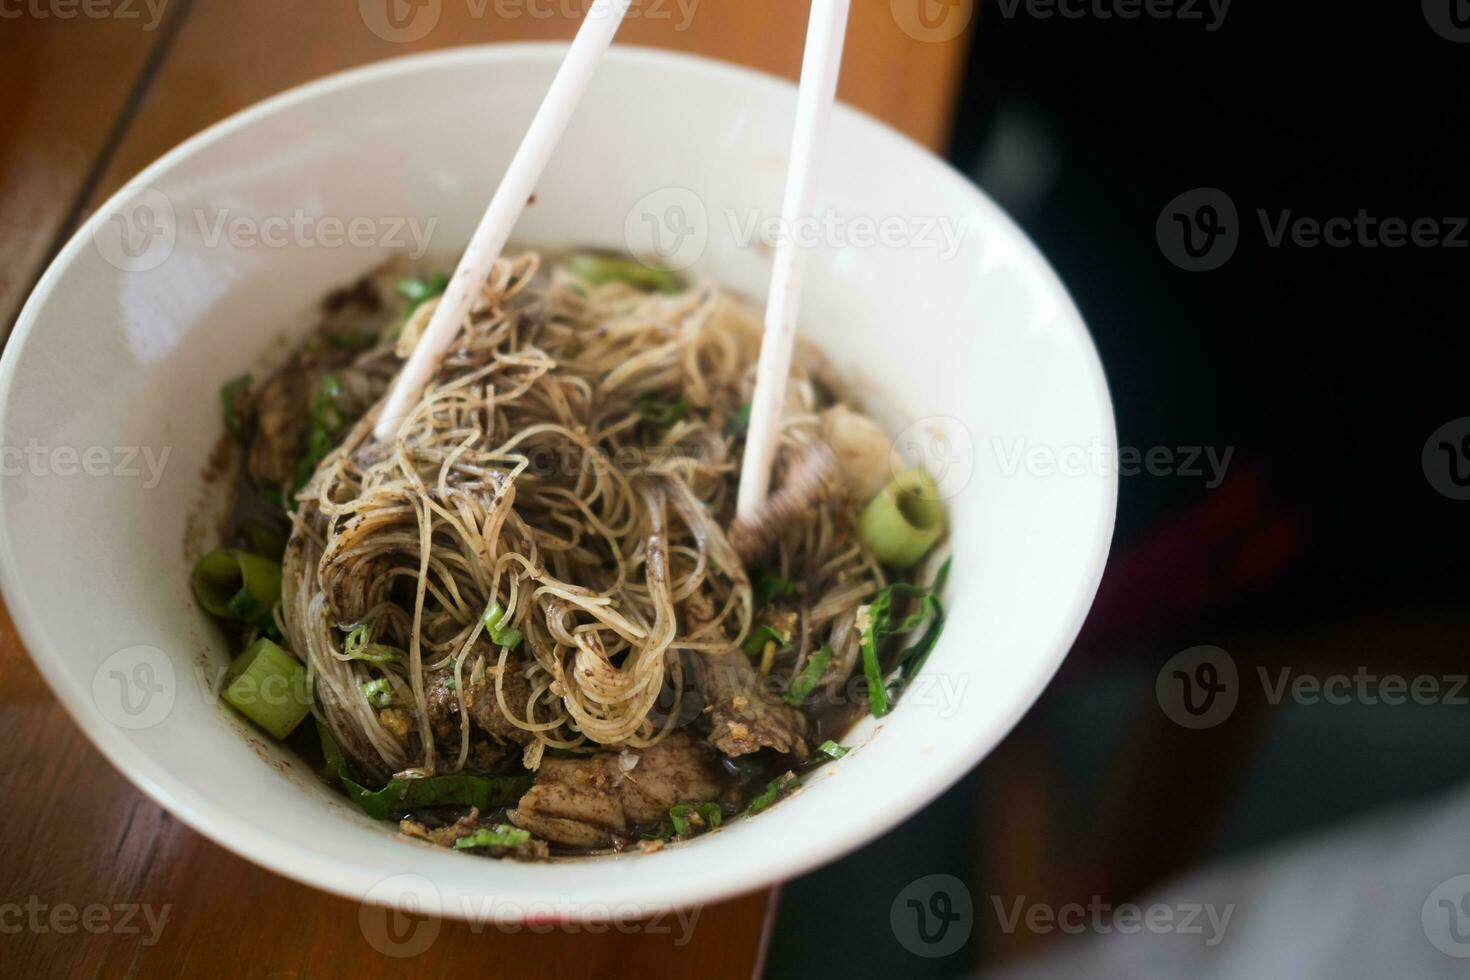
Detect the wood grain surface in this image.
<box><xmin>0</xmin><ymin>2</ymin><xmax>971</xmax><ymax>975</ymax></box>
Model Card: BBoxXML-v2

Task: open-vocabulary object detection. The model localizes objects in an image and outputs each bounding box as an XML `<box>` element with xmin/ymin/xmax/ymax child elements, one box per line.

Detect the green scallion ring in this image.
<box><xmin>192</xmin><ymin>549</ymin><xmax>282</xmax><ymax>622</ymax></box>
<box><xmin>858</xmin><ymin>469</ymin><xmax>947</xmax><ymax>569</ymax></box>
<box><xmin>221</xmin><ymin>638</ymin><xmax>311</xmax><ymax>739</ymax></box>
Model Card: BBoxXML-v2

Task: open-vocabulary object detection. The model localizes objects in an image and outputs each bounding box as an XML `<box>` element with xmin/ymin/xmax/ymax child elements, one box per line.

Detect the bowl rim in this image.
<box><xmin>0</xmin><ymin>41</ymin><xmax>1117</xmax><ymax>918</ymax></box>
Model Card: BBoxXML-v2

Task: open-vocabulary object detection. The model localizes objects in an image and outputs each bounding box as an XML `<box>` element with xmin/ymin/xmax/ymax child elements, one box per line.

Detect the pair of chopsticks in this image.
<box><xmin>375</xmin><ymin>0</ymin><xmax>852</xmax><ymax>522</ymax></box>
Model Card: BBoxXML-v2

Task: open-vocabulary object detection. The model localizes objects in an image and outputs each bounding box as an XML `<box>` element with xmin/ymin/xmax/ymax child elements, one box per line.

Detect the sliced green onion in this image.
<box><xmin>361</xmin><ymin>678</ymin><xmax>392</xmax><ymax>709</ymax></box>
<box><xmin>395</xmin><ymin>273</ymin><xmax>449</xmax><ymax>309</ymax></box>
<box><xmin>242</xmin><ymin>522</ymin><xmax>286</xmax><ymax>561</ymax></box>
<box><xmin>744</xmin><ymin>772</ymin><xmax>800</xmax><ymax>817</ymax></box>
<box><xmin>669</xmin><ymin>802</ymin><xmax>723</xmax><ymax>837</ymax></box>
<box><xmin>754</xmin><ymin>569</ymin><xmax>797</xmax><ymax>604</ymax></box>
<box><xmin>815</xmin><ymin>739</ymin><xmax>849</xmax><ymax>760</ymax></box>
<box><xmin>481</xmin><ymin>601</ymin><xmax>523</xmax><ymax>650</ymax></box>
<box><xmin>221</xmin><ymin>638</ymin><xmax>311</xmax><ymax>739</ymax></box>
<box><xmin>636</xmin><ymin>394</ymin><xmax>691</xmax><ymax>427</ymax></box>
<box><xmin>344</xmin><ymin>622</ymin><xmax>371</xmax><ymax>656</ymax></box>
<box><xmin>859</xmin><ymin>610</ymin><xmax>890</xmax><ymax>717</ymax></box>
<box><xmin>857</xmin><ymin>558</ymin><xmax>951</xmax><ymax>717</ymax></box>
<box><xmin>192</xmin><ymin>549</ymin><xmax>282</xmax><ymax>622</ymax></box>
<box><xmin>287</xmin><ymin>372</ymin><xmax>357</xmax><ymax>506</ymax></box>
<box><xmin>318</xmin><ymin>722</ymin><xmax>532</xmax><ymax>820</ymax></box>
<box><xmin>858</xmin><ymin>469</ymin><xmax>947</xmax><ymax>569</ymax></box>
<box><xmin>220</xmin><ymin>374</ymin><xmax>251</xmax><ymax>443</ymax></box>
<box><xmin>564</xmin><ymin>253</ymin><xmax>685</xmax><ymax>295</ymax></box>
<box><xmin>324</xmin><ymin>329</ymin><xmax>378</xmax><ymax>350</ymax></box>
<box><xmin>741</xmin><ymin>624</ymin><xmax>790</xmax><ymax>658</ymax></box>
<box><xmin>340</xmin><ymin>623</ymin><xmax>399</xmax><ymax>663</ymax></box>
<box><xmin>784</xmin><ymin>643</ymin><xmax>832</xmax><ymax>705</ymax></box>
<box><xmin>454</xmin><ymin>824</ymin><xmax>531</xmax><ymax>850</ymax></box>
<box><xmin>726</xmin><ymin>404</ymin><xmax>752</xmax><ymax>437</ymax></box>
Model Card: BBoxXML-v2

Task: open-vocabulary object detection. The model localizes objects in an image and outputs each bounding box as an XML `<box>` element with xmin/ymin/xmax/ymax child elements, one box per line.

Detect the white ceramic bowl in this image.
<box><xmin>0</xmin><ymin>45</ymin><xmax>1115</xmax><ymax>921</ymax></box>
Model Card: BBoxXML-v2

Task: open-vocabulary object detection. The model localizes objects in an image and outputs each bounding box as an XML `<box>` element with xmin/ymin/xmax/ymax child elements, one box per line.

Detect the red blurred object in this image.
<box><xmin>1077</xmin><ymin>464</ymin><xmax>1305</xmax><ymax>651</ymax></box>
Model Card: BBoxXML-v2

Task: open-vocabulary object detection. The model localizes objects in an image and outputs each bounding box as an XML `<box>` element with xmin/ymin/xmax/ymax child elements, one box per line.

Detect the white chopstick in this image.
<box><xmin>374</xmin><ymin>0</ymin><xmax>632</xmax><ymax>442</ymax></box>
<box><xmin>734</xmin><ymin>0</ymin><xmax>851</xmax><ymax>520</ymax></box>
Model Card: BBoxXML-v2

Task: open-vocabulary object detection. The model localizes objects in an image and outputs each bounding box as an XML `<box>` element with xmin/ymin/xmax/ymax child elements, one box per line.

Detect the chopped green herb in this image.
<box><xmin>858</xmin><ymin>558</ymin><xmax>951</xmax><ymax>717</ymax></box>
<box><xmin>742</xmin><ymin>624</ymin><xmax>791</xmax><ymax>658</ymax></box>
<box><xmin>815</xmin><ymin>739</ymin><xmax>849</xmax><ymax>760</ymax></box>
<box><xmin>636</xmin><ymin>394</ymin><xmax>691</xmax><ymax>427</ymax></box>
<box><xmin>361</xmin><ymin>678</ymin><xmax>392</xmax><ymax>709</ymax></box>
<box><xmin>324</xmin><ymin>329</ymin><xmax>379</xmax><ymax>350</ymax></box>
<box><xmin>744</xmin><ymin>772</ymin><xmax>799</xmax><ymax>817</ymax></box>
<box><xmin>726</xmin><ymin>404</ymin><xmax>752</xmax><ymax>437</ymax></box>
<box><xmin>318</xmin><ymin>722</ymin><xmax>532</xmax><ymax>821</ymax></box>
<box><xmin>481</xmin><ymin>601</ymin><xmax>524</xmax><ymax>650</ymax></box>
<box><xmin>454</xmin><ymin>824</ymin><xmax>532</xmax><ymax>850</ymax></box>
<box><xmin>784</xmin><ymin>643</ymin><xmax>832</xmax><ymax>705</ymax></box>
<box><xmin>754</xmin><ymin>569</ymin><xmax>797</xmax><ymax>604</ymax></box>
<box><xmin>669</xmin><ymin>802</ymin><xmax>723</xmax><ymax>837</ymax></box>
<box><xmin>564</xmin><ymin>253</ymin><xmax>685</xmax><ymax>294</ymax></box>
<box><xmin>343</xmin><ymin>622</ymin><xmax>400</xmax><ymax>663</ymax></box>
<box><xmin>287</xmin><ymin>372</ymin><xmax>356</xmax><ymax>507</ymax></box>
<box><xmin>395</xmin><ymin>273</ymin><xmax>449</xmax><ymax>310</ymax></box>
<box><xmin>220</xmin><ymin>374</ymin><xmax>252</xmax><ymax>443</ymax></box>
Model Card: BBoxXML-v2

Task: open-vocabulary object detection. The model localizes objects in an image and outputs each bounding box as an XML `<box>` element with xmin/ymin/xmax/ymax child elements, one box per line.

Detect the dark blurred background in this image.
<box><xmin>770</xmin><ymin>2</ymin><xmax>1470</xmax><ymax>976</ymax></box>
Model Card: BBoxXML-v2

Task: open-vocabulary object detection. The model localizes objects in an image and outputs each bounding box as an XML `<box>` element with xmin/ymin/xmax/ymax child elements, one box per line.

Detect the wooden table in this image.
<box><xmin>0</xmin><ymin>3</ymin><xmax>971</xmax><ymax>975</ymax></box>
